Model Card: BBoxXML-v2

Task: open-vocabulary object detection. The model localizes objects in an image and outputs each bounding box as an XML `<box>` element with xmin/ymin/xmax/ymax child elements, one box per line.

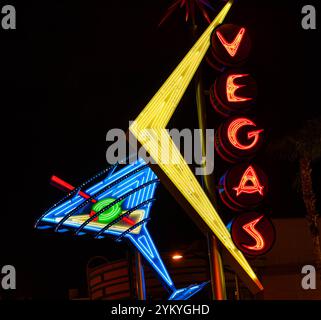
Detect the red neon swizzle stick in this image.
<box><xmin>50</xmin><ymin>175</ymin><xmax>135</xmax><ymax>226</ymax></box>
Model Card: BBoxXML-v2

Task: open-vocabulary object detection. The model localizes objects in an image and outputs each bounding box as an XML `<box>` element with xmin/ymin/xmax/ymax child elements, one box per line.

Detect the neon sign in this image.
<box><xmin>36</xmin><ymin>159</ymin><xmax>208</xmax><ymax>300</ymax></box>
<box><xmin>37</xmin><ymin>1</ymin><xmax>264</xmax><ymax>298</ymax></box>
<box><xmin>233</xmin><ymin>165</ymin><xmax>264</xmax><ymax>196</ymax></box>
<box><xmin>219</xmin><ymin>163</ymin><xmax>267</xmax><ymax>211</ymax></box>
<box><xmin>216</xmin><ymin>27</ymin><xmax>246</xmax><ymax>57</ymax></box>
<box><xmin>227</xmin><ymin>118</ymin><xmax>264</xmax><ymax>151</ymax></box>
<box><xmin>215</xmin><ymin>117</ymin><xmax>264</xmax><ymax>163</ymax></box>
<box><xmin>50</xmin><ymin>175</ymin><xmax>135</xmax><ymax>225</ymax></box>
<box><xmin>210</xmin><ymin>21</ymin><xmax>275</xmax><ymax>259</ymax></box>
<box><xmin>209</xmin><ymin>24</ymin><xmax>252</xmax><ymax>70</ymax></box>
<box><xmin>226</xmin><ymin>74</ymin><xmax>252</xmax><ymax>102</ymax></box>
<box><xmin>210</xmin><ymin>70</ymin><xmax>257</xmax><ymax>117</ymax></box>
<box><xmin>91</xmin><ymin>198</ymin><xmax>123</xmax><ymax>223</ymax></box>
<box><xmin>242</xmin><ymin>215</ymin><xmax>265</xmax><ymax>251</ymax></box>
<box><xmin>231</xmin><ymin>212</ymin><xmax>275</xmax><ymax>256</ymax></box>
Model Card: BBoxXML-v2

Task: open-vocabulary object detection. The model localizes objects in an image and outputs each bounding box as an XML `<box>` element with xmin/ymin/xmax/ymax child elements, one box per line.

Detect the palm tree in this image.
<box><xmin>268</xmin><ymin>117</ymin><xmax>321</xmax><ymax>278</ymax></box>
<box><xmin>159</xmin><ymin>0</ymin><xmax>215</xmax><ymax>26</ymax></box>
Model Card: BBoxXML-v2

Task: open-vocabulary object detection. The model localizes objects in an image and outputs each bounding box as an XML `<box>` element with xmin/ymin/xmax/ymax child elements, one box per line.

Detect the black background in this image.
<box><xmin>1</xmin><ymin>0</ymin><xmax>320</xmax><ymax>299</ymax></box>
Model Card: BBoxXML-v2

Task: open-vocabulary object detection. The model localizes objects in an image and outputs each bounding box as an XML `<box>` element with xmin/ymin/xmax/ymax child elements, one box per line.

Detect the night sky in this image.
<box><xmin>1</xmin><ymin>0</ymin><xmax>320</xmax><ymax>299</ymax></box>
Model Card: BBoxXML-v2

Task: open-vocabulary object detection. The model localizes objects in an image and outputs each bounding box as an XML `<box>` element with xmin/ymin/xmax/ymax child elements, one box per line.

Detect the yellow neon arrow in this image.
<box><xmin>129</xmin><ymin>0</ymin><xmax>263</xmax><ymax>291</ymax></box>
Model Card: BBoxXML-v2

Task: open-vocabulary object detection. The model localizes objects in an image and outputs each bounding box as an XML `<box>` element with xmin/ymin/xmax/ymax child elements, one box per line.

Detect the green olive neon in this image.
<box><xmin>92</xmin><ymin>198</ymin><xmax>123</xmax><ymax>224</ymax></box>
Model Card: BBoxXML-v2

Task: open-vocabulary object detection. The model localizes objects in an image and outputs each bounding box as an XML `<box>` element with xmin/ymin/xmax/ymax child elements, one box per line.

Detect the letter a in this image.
<box><xmin>301</xmin><ymin>265</ymin><xmax>316</xmax><ymax>289</ymax></box>
<box><xmin>301</xmin><ymin>5</ymin><xmax>316</xmax><ymax>30</ymax></box>
<box><xmin>1</xmin><ymin>5</ymin><xmax>16</xmax><ymax>30</ymax></box>
<box><xmin>1</xmin><ymin>265</ymin><xmax>16</xmax><ymax>289</ymax></box>
<box><xmin>233</xmin><ymin>166</ymin><xmax>264</xmax><ymax>196</ymax></box>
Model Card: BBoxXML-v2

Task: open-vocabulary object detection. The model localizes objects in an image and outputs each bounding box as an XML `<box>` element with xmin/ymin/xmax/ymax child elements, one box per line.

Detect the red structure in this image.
<box><xmin>231</xmin><ymin>212</ymin><xmax>275</xmax><ymax>256</ymax></box>
<box><xmin>86</xmin><ymin>254</ymin><xmax>209</xmax><ymax>300</ymax></box>
<box><xmin>219</xmin><ymin>163</ymin><xmax>268</xmax><ymax>211</ymax></box>
<box><xmin>208</xmin><ymin>24</ymin><xmax>252</xmax><ymax>70</ymax></box>
<box><xmin>210</xmin><ymin>23</ymin><xmax>275</xmax><ymax>258</ymax></box>
<box><xmin>87</xmin><ymin>258</ymin><xmax>132</xmax><ymax>300</ymax></box>
<box><xmin>210</xmin><ymin>70</ymin><xmax>257</xmax><ymax>116</ymax></box>
<box><xmin>215</xmin><ymin>117</ymin><xmax>264</xmax><ymax>163</ymax></box>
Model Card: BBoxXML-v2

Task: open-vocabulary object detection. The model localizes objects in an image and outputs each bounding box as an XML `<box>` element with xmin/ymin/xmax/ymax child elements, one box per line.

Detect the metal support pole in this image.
<box><xmin>127</xmin><ymin>250</ymin><xmax>135</xmax><ymax>299</ymax></box>
<box><xmin>135</xmin><ymin>251</ymin><xmax>146</xmax><ymax>300</ymax></box>
<box><xmin>207</xmin><ymin>235</ymin><xmax>226</xmax><ymax>300</ymax></box>
<box><xmin>234</xmin><ymin>273</ymin><xmax>240</xmax><ymax>300</ymax></box>
<box><xmin>194</xmin><ymin>61</ymin><xmax>227</xmax><ymax>300</ymax></box>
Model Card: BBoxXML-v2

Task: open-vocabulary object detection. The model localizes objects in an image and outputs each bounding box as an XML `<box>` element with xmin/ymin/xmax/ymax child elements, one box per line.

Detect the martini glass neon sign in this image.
<box><xmin>36</xmin><ymin>159</ymin><xmax>208</xmax><ymax>300</ymax></box>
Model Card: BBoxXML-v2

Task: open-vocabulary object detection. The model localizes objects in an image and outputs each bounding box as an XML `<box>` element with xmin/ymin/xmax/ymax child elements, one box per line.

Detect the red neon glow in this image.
<box><xmin>226</xmin><ymin>74</ymin><xmax>252</xmax><ymax>103</ymax></box>
<box><xmin>216</xmin><ymin>27</ymin><xmax>246</xmax><ymax>57</ymax></box>
<box><xmin>50</xmin><ymin>175</ymin><xmax>135</xmax><ymax>226</ymax></box>
<box><xmin>227</xmin><ymin>118</ymin><xmax>263</xmax><ymax>150</ymax></box>
<box><xmin>233</xmin><ymin>166</ymin><xmax>264</xmax><ymax>196</ymax></box>
<box><xmin>242</xmin><ymin>215</ymin><xmax>265</xmax><ymax>251</ymax></box>
<box><xmin>51</xmin><ymin>176</ymin><xmax>94</xmax><ymax>201</ymax></box>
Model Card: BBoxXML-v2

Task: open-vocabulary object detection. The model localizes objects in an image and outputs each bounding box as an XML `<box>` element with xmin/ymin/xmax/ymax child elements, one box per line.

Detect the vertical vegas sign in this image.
<box><xmin>209</xmin><ymin>22</ymin><xmax>276</xmax><ymax>257</ymax></box>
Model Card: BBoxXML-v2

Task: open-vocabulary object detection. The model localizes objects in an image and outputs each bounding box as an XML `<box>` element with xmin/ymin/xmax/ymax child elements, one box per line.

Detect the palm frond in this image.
<box><xmin>266</xmin><ymin>117</ymin><xmax>321</xmax><ymax>162</ymax></box>
<box><xmin>159</xmin><ymin>0</ymin><xmax>215</xmax><ymax>26</ymax></box>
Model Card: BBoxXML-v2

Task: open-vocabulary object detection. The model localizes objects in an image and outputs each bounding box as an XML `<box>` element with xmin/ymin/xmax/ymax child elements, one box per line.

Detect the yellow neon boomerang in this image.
<box><xmin>129</xmin><ymin>0</ymin><xmax>263</xmax><ymax>292</ymax></box>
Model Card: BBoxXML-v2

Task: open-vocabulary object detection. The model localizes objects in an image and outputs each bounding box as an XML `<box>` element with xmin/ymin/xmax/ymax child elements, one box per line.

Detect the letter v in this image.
<box><xmin>216</xmin><ymin>27</ymin><xmax>246</xmax><ymax>57</ymax></box>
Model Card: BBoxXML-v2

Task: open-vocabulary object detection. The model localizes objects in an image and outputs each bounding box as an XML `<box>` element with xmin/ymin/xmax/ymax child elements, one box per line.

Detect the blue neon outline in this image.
<box><xmin>38</xmin><ymin>159</ymin><xmax>174</xmax><ymax>290</ymax></box>
<box><xmin>127</xmin><ymin>225</ymin><xmax>175</xmax><ymax>289</ymax></box>
<box><xmin>37</xmin><ymin>159</ymin><xmax>209</xmax><ymax>298</ymax></box>
<box><xmin>138</xmin><ymin>235</ymin><xmax>154</xmax><ymax>258</ymax></box>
